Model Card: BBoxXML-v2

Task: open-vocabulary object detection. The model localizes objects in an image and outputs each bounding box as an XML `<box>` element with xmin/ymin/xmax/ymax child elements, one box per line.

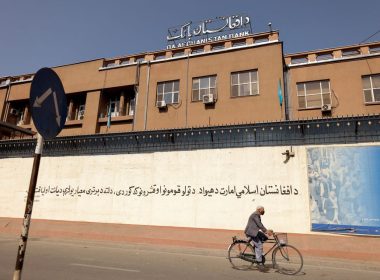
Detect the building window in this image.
<box><xmin>212</xmin><ymin>44</ymin><xmax>225</xmax><ymax>51</ymax></box>
<box><xmin>77</xmin><ymin>105</ymin><xmax>85</xmax><ymax>120</ymax></box>
<box><xmin>67</xmin><ymin>94</ymin><xmax>86</xmax><ymax>121</ymax></box>
<box><xmin>135</xmin><ymin>57</ymin><xmax>145</xmax><ymax>63</ymax></box>
<box><xmin>157</xmin><ymin>80</ymin><xmax>179</xmax><ymax>104</ymax></box>
<box><xmin>172</xmin><ymin>51</ymin><xmax>185</xmax><ymax>57</ymax></box>
<box><xmin>231</xmin><ymin>70</ymin><xmax>259</xmax><ymax>97</ymax></box>
<box><xmin>369</xmin><ymin>46</ymin><xmax>380</xmax><ymax>54</ymax></box>
<box><xmin>104</xmin><ymin>61</ymin><xmax>116</xmax><ymax>68</ymax></box>
<box><xmin>108</xmin><ymin>97</ymin><xmax>120</xmax><ymax>117</ymax></box>
<box><xmin>291</xmin><ymin>56</ymin><xmax>308</xmax><ymax>65</ymax></box>
<box><xmin>297</xmin><ymin>80</ymin><xmax>331</xmax><ymax>109</ymax></box>
<box><xmin>362</xmin><ymin>74</ymin><xmax>380</xmax><ymax>103</ymax></box>
<box><xmin>232</xmin><ymin>40</ymin><xmax>246</xmax><ymax>47</ymax></box>
<box><xmin>254</xmin><ymin>37</ymin><xmax>269</xmax><ymax>44</ymax></box>
<box><xmin>192</xmin><ymin>47</ymin><xmax>204</xmax><ymax>54</ymax></box>
<box><xmin>7</xmin><ymin>102</ymin><xmax>30</xmax><ymax>126</ymax></box>
<box><xmin>316</xmin><ymin>53</ymin><xmax>333</xmax><ymax>61</ymax></box>
<box><xmin>127</xmin><ymin>97</ymin><xmax>136</xmax><ymax>115</ymax></box>
<box><xmin>154</xmin><ymin>53</ymin><xmax>166</xmax><ymax>60</ymax></box>
<box><xmin>192</xmin><ymin>76</ymin><xmax>217</xmax><ymax>101</ymax></box>
<box><xmin>342</xmin><ymin>48</ymin><xmax>360</xmax><ymax>57</ymax></box>
<box><xmin>120</xmin><ymin>58</ymin><xmax>130</xmax><ymax>65</ymax></box>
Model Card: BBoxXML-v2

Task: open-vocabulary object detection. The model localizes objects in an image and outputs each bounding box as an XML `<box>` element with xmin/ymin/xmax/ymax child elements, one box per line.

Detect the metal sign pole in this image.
<box><xmin>13</xmin><ymin>133</ymin><xmax>44</xmax><ymax>280</ymax></box>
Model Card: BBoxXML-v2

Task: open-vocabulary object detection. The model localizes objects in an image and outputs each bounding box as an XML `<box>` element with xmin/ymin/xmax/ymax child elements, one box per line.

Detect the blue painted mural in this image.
<box><xmin>307</xmin><ymin>146</ymin><xmax>380</xmax><ymax>235</ymax></box>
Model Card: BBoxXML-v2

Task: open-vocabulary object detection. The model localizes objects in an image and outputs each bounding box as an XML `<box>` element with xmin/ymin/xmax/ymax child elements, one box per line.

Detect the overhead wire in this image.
<box><xmin>359</xmin><ymin>29</ymin><xmax>380</xmax><ymax>44</ymax></box>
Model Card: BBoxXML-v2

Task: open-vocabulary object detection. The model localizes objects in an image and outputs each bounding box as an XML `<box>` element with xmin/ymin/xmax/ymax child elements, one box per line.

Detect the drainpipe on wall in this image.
<box><xmin>281</xmin><ymin>41</ymin><xmax>290</xmax><ymax>121</ymax></box>
<box><xmin>143</xmin><ymin>61</ymin><xmax>151</xmax><ymax>130</ymax></box>
<box><xmin>284</xmin><ymin>67</ymin><xmax>291</xmax><ymax>120</ymax></box>
<box><xmin>132</xmin><ymin>62</ymin><xmax>141</xmax><ymax>131</ymax></box>
<box><xmin>185</xmin><ymin>54</ymin><xmax>190</xmax><ymax>128</ymax></box>
<box><xmin>1</xmin><ymin>78</ymin><xmax>12</xmax><ymax>122</ymax></box>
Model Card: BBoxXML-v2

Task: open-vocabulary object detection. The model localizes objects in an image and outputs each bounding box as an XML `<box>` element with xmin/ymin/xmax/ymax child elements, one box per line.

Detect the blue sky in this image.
<box><xmin>1</xmin><ymin>0</ymin><xmax>380</xmax><ymax>77</ymax></box>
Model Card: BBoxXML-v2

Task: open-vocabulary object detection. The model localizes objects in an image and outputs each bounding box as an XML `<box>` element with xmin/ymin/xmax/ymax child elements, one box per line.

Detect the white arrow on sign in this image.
<box><xmin>53</xmin><ymin>91</ymin><xmax>61</xmax><ymax>126</ymax></box>
<box><xmin>33</xmin><ymin>88</ymin><xmax>52</xmax><ymax>108</ymax></box>
<box><xmin>33</xmin><ymin>87</ymin><xmax>61</xmax><ymax>126</ymax></box>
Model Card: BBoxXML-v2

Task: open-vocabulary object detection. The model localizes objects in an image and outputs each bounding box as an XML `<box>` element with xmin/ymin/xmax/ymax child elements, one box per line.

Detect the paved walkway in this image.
<box><xmin>1</xmin><ymin>217</ymin><xmax>379</xmax><ymax>263</ymax></box>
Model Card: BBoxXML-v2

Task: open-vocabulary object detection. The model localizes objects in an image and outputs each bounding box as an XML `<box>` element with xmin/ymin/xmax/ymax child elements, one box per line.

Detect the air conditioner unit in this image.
<box><xmin>78</xmin><ymin>110</ymin><xmax>85</xmax><ymax>120</ymax></box>
<box><xmin>202</xmin><ymin>94</ymin><xmax>215</xmax><ymax>104</ymax></box>
<box><xmin>156</xmin><ymin>100</ymin><xmax>167</xmax><ymax>108</ymax></box>
<box><xmin>0</xmin><ymin>79</ymin><xmax>11</xmax><ymax>87</ymax></box>
<box><xmin>321</xmin><ymin>104</ymin><xmax>332</xmax><ymax>112</ymax></box>
<box><xmin>9</xmin><ymin>108</ymin><xmax>20</xmax><ymax>116</ymax></box>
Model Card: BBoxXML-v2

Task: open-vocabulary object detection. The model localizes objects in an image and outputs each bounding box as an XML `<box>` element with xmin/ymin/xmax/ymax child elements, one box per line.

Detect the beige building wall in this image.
<box><xmin>54</xmin><ymin>59</ymin><xmax>105</xmax><ymax>94</ymax></box>
<box><xmin>286</xmin><ymin>52</ymin><xmax>380</xmax><ymax>119</ymax></box>
<box><xmin>136</xmin><ymin>43</ymin><xmax>285</xmax><ymax>131</ymax></box>
<box><xmin>8</xmin><ymin>83</ymin><xmax>31</xmax><ymax>101</ymax></box>
<box><xmin>0</xmin><ymin>33</ymin><xmax>286</xmax><ymax>136</ymax></box>
<box><xmin>1</xmin><ymin>34</ymin><xmax>379</xmax><ymax>138</ymax></box>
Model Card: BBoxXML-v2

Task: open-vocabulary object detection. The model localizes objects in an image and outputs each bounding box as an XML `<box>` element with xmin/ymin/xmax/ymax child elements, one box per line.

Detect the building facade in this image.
<box><xmin>1</xmin><ymin>28</ymin><xmax>380</xmax><ymax>236</ymax></box>
<box><xmin>1</xmin><ymin>30</ymin><xmax>378</xmax><ymax>139</ymax></box>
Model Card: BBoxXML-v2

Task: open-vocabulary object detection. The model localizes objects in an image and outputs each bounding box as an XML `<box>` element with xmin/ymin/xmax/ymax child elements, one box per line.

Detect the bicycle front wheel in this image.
<box><xmin>273</xmin><ymin>244</ymin><xmax>303</xmax><ymax>275</ymax></box>
<box><xmin>228</xmin><ymin>241</ymin><xmax>255</xmax><ymax>270</ymax></box>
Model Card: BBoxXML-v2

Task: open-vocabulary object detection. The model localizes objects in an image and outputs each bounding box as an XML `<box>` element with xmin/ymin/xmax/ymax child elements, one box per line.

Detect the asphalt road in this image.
<box><xmin>1</xmin><ymin>236</ymin><xmax>380</xmax><ymax>280</ymax></box>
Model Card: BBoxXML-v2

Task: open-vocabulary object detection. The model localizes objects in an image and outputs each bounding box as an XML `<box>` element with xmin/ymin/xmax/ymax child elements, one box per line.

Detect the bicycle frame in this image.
<box><xmin>262</xmin><ymin>238</ymin><xmax>281</xmax><ymax>260</ymax></box>
<box><xmin>237</xmin><ymin>235</ymin><xmax>285</xmax><ymax>263</ymax></box>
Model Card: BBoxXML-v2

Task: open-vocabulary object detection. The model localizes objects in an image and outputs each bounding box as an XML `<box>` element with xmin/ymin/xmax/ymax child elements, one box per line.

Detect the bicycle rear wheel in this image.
<box><xmin>228</xmin><ymin>241</ymin><xmax>255</xmax><ymax>270</ymax></box>
<box><xmin>273</xmin><ymin>244</ymin><xmax>303</xmax><ymax>275</ymax></box>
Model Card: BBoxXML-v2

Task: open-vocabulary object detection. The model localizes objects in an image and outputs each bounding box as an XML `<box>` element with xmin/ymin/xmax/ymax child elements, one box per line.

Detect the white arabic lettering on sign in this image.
<box><xmin>166</xmin><ymin>31</ymin><xmax>251</xmax><ymax>49</ymax></box>
<box><xmin>167</xmin><ymin>15</ymin><xmax>251</xmax><ymax>41</ymax></box>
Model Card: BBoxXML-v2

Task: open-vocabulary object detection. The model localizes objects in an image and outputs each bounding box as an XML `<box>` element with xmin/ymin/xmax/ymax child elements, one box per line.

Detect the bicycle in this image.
<box><xmin>227</xmin><ymin>232</ymin><xmax>303</xmax><ymax>275</ymax></box>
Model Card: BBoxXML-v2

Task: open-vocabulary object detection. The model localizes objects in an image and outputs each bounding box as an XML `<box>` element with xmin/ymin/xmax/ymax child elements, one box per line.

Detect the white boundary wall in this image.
<box><xmin>0</xmin><ymin>146</ymin><xmax>311</xmax><ymax>233</ymax></box>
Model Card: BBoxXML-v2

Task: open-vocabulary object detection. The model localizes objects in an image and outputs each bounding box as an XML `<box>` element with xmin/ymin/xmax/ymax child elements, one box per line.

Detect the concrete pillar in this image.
<box><xmin>23</xmin><ymin>105</ymin><xmax>30</xmax><ymax>124</ymax></box>
<box><xmin>67</xmin><ymin>99</ymin><xmax>74</xmax><ymax>120</ymax></box>
<box><xmin>246</xmin><ymin>37</ymin><xmax>254</xmax><ymax>45</ymax></box>
<box><xmin>225</xmin><ymin>41</ymin><xmax>232</xmax><ymax>48</ymax></box>
<box><xmin>125</xmin><ymin>97</ymin><xmax>130</xmax><ymax>115</ymax></box>
<box><xmin>165</xmin><ymin>51</ymin><xmax>173</xmax><ymax>58</ymax></box>
<box><xmin>333</xmin><ymin>50</ymin><xmax>342</xmax><ymax>59</ymax></box>
<box><xmin>82</xmin><ymin>90</ymin><xmax>101</xmax><ymax>134</ymax></box>
<box><xmin>308</xmin><ymin>54</ymin><xmax>317</xmax><ymax>63</ymax></box>
<box><xmin>0</xmin><ymin>88</ymin><xmax>7</xmax><ymax>121</ymax></box>
<box><xmin>269</xmin><ymin>32</ymin><xmax>279</xmax><ymax>41</ymax></box>
<box><xmin>119</xmin><ymin>92</ymin><xmax>125</xmax><ymax>116</ymax></box>
<box><xmin>361</xmin><ymin>46</ymin><xmax>370</xmax><ymax>55</ymax></box>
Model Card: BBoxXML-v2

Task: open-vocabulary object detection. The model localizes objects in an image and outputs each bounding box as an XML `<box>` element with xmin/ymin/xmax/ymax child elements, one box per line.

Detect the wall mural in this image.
<box><xmin>307</xmin><ymin>146</ymin><xmax>380</xmax><ymax>235</ymax></box>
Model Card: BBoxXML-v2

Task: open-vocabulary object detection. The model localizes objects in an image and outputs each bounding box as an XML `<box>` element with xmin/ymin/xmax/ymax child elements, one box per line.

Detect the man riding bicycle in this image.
<box><xmin>244</xmin><ymin>205</ymin><xmax>273</xmax><ymax>267</ymax></box>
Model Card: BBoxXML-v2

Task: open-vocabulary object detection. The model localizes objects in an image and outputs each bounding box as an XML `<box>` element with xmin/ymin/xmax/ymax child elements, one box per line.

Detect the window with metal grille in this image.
<box><xmin>297</xmin><ymin>80</ymin><xmax>331</xmax><ymax>109</ymax></box>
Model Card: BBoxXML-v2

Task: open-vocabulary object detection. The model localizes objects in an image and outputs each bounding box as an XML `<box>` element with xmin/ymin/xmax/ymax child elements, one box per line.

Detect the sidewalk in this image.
<box><xmin>1</xmin><ymin>217</ymin><xmax>379</xmax><ymax>263</ymax></box>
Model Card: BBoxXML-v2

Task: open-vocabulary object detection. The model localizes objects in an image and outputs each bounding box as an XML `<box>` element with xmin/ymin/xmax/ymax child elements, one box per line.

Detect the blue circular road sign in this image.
<box><xmin>30</xmin><ymin>68</ymin><xmax>67</xmax><ymax>139</ymax></box>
